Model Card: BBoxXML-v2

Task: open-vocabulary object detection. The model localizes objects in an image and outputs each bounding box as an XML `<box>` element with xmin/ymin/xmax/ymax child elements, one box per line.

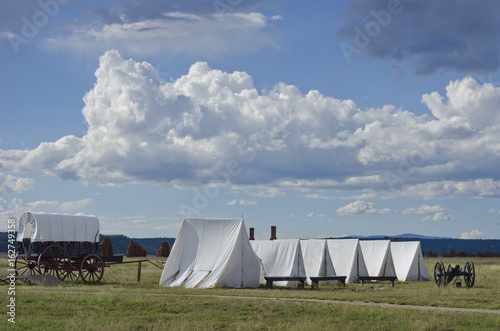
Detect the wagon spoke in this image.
<box><xmin>38</xmin><ymin>245</ymin><xmax>71</xmax><ymax>281</ymax></box>
<box><xmin>65</xmin><ymin>266</ymin><xmax>80</xmax><ymax>281</ymax></box>
<box><xmin>15</xmin><ymin>254</ymin><xmax>40</xmax><ymax>285</ymax></box>
<box><xmin>80</xmin><ymin>254</ymin><xmax>104</xmax><ymax>283</ymax></box>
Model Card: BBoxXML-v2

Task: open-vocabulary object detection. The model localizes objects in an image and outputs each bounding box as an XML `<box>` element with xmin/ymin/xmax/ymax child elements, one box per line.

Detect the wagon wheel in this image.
<box><xmin>65</xmin><ymin>265</ymin><xmax>80</xmax><ymax>281</ymax></box>
<box><xmin>463</xmin><ymin>260</ymin><xmax>475</xmax><ymax>288</ymax></box>
<box><xmin>15</xmin><ymin>254</ymin><xmax>40</xmax><ymax>285</ymax></box>
<box><xmin>434</xmin><ymin>261</ymin><xmax>446</xmax><ymax>287</ymax></box>
<box><xmin>80</xmin><ymin>254</ymin><xmax>105</xmax><ymax>283</ymax></box>
<box><xmin>37</xmin><ymin>245</ymin><xmax>71</xmax><ymax>281</ymax></box>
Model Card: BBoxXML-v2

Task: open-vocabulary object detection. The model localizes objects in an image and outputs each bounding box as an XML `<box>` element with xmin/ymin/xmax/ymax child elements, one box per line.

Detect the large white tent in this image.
<box><xmin>159</xmin><ymin>218</ymin><xmax>261</xmax><ymax>288</ymax></box>
<box><xmin>326</xmin><ymin>239</ymin><xmax>368</xmax><ymax>283</ymax></box>
<box><xmin>300</xmin><ymin>240</ymin><xmax>336</xmax><ymax>284</ymax></box>
<box><xmin>250</xmin><ymin>239</ymin><xmax>305</xmax><ymax>286</ymax></box>
<box><xmin>390</xmin><ymin>241</ymin><xmax>430</xmax><ymax>281</ymax></box>
<box><xmin>16</xmin><ymin>212</ymin><xmax>100</xmax><ymax>243</ymax></box>
<box><xmin>359</xmin><ymin>240</ymin><xmax>397</xmax><ymax>277</ymax></box>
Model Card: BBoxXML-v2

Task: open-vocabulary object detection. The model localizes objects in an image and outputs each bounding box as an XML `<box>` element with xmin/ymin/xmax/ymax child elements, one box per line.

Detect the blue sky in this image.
<box><xmin>1</xmin><ymin>0</ymin><xmax>500</xmax><ymax>240</ymax></box>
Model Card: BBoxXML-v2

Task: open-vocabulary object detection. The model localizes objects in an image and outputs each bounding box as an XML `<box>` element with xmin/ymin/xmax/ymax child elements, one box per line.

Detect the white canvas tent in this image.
<box><xmin>300</xmin><ymin>240</ymin><xmax>336</xmax><ymax>284</ymax></box>
<box><xmin>326</xmin><ymin>239</ymin><xmax>368</xmax><ymax>283</ymax></box>
<box><xmin>159</xmin><ymin>218</ymin><xmax>260</xmax><ymax>289</ymax></box>
<box><xmin>359</xmin><ymin>240</ymin><xmax>397</xmax><ymax>277</ymax></box>
<box><xmin>16</xmin><ymin>212</ymin><xmax>100</xmax><ymax>243</ymax></box>
<box><xmin>390</xmin><ymin>241</ymin><xmax>430</xmax><ymax>281</ymax></box>
<box><xmin>250</xmin><ymin>239</ymin><xmax>305</xmax><ymax>286</ymax></box>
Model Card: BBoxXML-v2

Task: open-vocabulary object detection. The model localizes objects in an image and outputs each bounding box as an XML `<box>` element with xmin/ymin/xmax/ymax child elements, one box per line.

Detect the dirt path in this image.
<box><xmin>212</xmin><ymin>295</ymin><xmax>500</xmax><ymax>315</ymax></box>
<box><xmin>18</xmin><ymin>289</ymin><xmax>500</xmax><ymax>315</ymax></box>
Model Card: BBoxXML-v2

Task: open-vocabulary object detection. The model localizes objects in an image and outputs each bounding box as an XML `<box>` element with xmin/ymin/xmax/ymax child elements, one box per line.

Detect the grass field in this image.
<box><xmin>1</xmin><ymin>256</ymin><xmax>499</xmax><ymax>330</ymax></box>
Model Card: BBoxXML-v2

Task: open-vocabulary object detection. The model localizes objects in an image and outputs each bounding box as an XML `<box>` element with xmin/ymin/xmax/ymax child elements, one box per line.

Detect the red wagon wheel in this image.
<box><xmin>65</xmin><ymin>266</ymin><xmax>80</xmax><ymax>281</ymax></box>
<box><xmin>15</xmin><ymin>254</ymin><xmax>40</xmax><ymax>285</ymax></box>
<box><xmin>37</xmin><ymin>245</ymin><xmax>71</xmax><ymax>281</ymax></box>
<box><xmin>80</xmin><ymin>254</ymin><xmax>105</xmax><ymax>283</ymax></box>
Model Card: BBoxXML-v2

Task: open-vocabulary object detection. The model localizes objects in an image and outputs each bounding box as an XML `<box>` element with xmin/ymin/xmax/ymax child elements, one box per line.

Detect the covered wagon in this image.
<box><xmin>16</xmin><ymin>212</ymin><xmax>105</xmax><ymax>282</ymax></box>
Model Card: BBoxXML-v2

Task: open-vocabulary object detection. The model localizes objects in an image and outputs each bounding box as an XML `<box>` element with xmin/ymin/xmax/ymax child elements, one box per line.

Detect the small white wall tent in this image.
<box><xmin>359</xmin><ymin>240</ymin><xmax>397</xmax><ymax>277</ymax></box>
<box><xmin>159</xmin><ymin>218</ymin><xmax>261</xmax><ymax>289</ymax></box>
<box><xmin>16</xmin><ymin>212</ymin><xmax>100</xmax><ymax>243</ymax></box>
<box><xmin>300</xmin><ymin>240</ymin><xmax>336</xmax><ymax>284</ymax></box>
<box><xmin>326</xmin><ymin>239</ymin><xmax>368</xmax><ymax>283</ymax></box>
<box><xmin>390</xmin><ymin>242</ymin><xmax>430</xmax><ymax>281</ymax></box>
<box><xmin>250</xmin><ymin>239</ymin><xmax>305</xmax><ymax>286</ymax></box>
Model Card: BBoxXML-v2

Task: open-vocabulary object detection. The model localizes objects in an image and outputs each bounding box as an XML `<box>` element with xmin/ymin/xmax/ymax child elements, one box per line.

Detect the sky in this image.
<box><xmin>1</xmin><ymin>0</ymin><xmax>500</xmax><ymax>240</ymax></box>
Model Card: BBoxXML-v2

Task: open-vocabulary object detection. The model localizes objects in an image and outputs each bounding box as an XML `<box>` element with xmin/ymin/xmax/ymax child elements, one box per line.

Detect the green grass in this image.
<box><xmin>1</xmin><ymin>257</ymin><xmax>499</xmax><ymax>330</ymax></box>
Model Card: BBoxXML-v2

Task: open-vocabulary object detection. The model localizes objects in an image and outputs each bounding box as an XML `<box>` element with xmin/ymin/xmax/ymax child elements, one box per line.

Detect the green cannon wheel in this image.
<box><xmin>463</xmin><ymin>260</ymin><xmax>475</xmax><ymax>288</ymax></box>
<box><xmin>434</xmin><ymin>260</ymin><xmax>446</xmax><ymax>287</ymax></box>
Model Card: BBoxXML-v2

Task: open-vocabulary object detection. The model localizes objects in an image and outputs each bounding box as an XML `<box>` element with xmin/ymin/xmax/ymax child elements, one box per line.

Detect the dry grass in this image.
<box><xmin>1</xmin><ymin>256</ymin><xmax>499</xmax><ymax>330</ymax></box>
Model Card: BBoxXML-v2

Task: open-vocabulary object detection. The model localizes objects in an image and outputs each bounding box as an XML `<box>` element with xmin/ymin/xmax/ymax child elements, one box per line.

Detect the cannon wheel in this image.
<box><xmin>434</xmin><ymin>260</ymin><xmax>446</xmax><ymax>287</ymax></box>
<box><xmin>15</xmin><ymin>254</ymin><xmax>40</xmax><ymax>285</ymax></box>
<box><xmin>80</xmin><ymin>254</ymin><xmax>104</xmax><ymax>283</ymax></box>
<box><xmin>38</xmin><ymin>245</ymin><xmax>71</xmax><ymax>281</ymax></box>
<box><xmin>463</xmin><ymin>260</ymin><xmax>475</xmax><ymax>288</ymax></box>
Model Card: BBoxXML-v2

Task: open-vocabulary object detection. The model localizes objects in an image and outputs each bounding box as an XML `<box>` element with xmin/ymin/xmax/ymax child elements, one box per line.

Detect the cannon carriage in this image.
<box><xmin>15</xmin><ymin>212</ymin><xmax>107</xmax><ymax>283</ymax></box>
<box><xmin>433</xmin><ymin>260</ymin><xmax>475</xmax><ymax>288</ymax></box>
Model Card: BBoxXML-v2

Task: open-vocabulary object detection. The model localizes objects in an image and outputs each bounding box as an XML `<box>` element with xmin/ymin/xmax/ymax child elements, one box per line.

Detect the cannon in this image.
<box><xmin>15</xmin><ymin>212</ymin><xmax>108</xmax><ymax>283</ymax></box>
<box><xmin>433</xmin><ymin>260</ymin><xmax>475</xmax><ymax>288</ymax></box>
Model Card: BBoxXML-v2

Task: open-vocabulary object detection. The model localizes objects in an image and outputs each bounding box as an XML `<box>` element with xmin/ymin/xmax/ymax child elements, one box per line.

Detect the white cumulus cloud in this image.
<box><xmin>0</xmin><ymin>173</ymin><xmax>35</xmax><ymax>195</ymax></box>
<box><xmin>1</xmin><ymin>51</ymin><xmax>500</xmax><ymax>200</ymax></box>
<box><xmin>461</xmin><ymin>229</ymin><xmax>483</xmax><ymax>239</ymax></box>
<box><xmin>336</xmin><ymin>200</ymin><xmax>391</xmax><ymax>216</ymax></box>
<box><xmin>403</xmin><ymin>204</ymin><xmax>454</xmax><ymax>222</ymax></box>
<box><xmin>25</xmin><ymin>198</ymin><xmax>93</xmax><ymax>214</ymax></box>
<box><xmin>421</xmin><ymin>212</ymin><xmax>454</xmax><ymax>222</ymax></box>
<box><xmin>488</xmin><ymin>208</ymin><xmax>500</xmax><ymax>214</ymax></box>
<box><xmin>226</xmin><ymin>199</ymin><xmax>257</xmax><ymax>206</ymax></box>
<box><xmin>402</xmin><ymin>204</ymin><xmax>445</xmax><ymax>215</ymax></box>
<box><xmin>306</xmin><ymin>212</ymin><xmax>325</xmax><ymax>218</ymax></box>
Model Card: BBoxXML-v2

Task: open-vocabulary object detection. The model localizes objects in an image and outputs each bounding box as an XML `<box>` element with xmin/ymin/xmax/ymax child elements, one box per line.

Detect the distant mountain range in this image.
<box><xmin>333</xmin><ymin>233</ymin><xmax>454</xmax><ymax>240</ymax></box>
<box><xmin>2</xmin><ymin>232</ymin><xmax>499</xmax><ymax>255</ymax></box>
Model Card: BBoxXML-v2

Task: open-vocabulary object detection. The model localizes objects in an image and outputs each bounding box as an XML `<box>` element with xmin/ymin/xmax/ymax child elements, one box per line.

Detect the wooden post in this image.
<box><xmin>137</xmin><ymin>261</ymin><xmax>142</xmax><ymax>282</ymax></box>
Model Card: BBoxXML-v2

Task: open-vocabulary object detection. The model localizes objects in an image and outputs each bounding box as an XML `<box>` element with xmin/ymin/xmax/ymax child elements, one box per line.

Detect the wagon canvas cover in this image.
<box><xmin>16</xmin><ymin>212</ymin><xmax>100</xmax><ymax>243</ymax></box>
<box><xmin>159</xmin><ymin>218</ymin><xmax>260</xmax><ymax>288</ymax></box>
<box><xmin>390</xmin><ymin>241</ymin><xmax>430</xmax><ymax>281</ymax></box>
